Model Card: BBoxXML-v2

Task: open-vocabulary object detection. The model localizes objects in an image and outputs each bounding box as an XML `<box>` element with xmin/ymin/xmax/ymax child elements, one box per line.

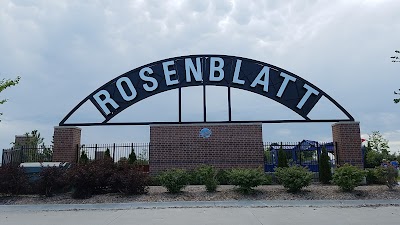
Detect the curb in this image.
<box><xmin>1</xmin><ymin>200</ymin><xmax>400</xmax><ymax>212</ymax></box>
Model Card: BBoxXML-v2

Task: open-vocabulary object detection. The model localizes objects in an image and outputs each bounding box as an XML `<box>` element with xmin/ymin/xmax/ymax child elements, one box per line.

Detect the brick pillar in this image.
<box><xmin>14</xmin><ymin>135</ymin><xmax>34</xmax><ymax>147</ymax></box>
<box><xmin>332</xmin><ymin>122</ymin><xmax>363</xmax><ymax>168</ymax></box>
<box><xmin>53</xmin><ymin>126</ymin><xmax>81</xmax><ymax>163</ymax></box>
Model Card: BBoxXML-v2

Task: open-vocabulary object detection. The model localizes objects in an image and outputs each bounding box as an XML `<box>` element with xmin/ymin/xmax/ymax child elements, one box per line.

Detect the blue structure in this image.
<box><xmin>264</xmin><ymin>140</ymin><xmax>334</xmax><ymax>172</ymax></box>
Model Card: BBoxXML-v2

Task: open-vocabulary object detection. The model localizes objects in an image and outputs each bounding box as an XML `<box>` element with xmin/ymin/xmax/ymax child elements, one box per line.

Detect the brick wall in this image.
<box><xmin>149</xmin><ymin>123</ymin><xmax>264</xmax><ymax>175</ymax></box>
<box><xmin>14</xmin><ymin>135</ymin><xmax>34</xmax><ymax>147</ymax></box>
<box><xmin>332</xmin><ymin>122</ymin><xmax>363</xmax><ymax>168</ymax></box>
<box><xmin>52</xmin><ymin>126</ymin><xmax>81</xmax><ymax>163</ymax></box>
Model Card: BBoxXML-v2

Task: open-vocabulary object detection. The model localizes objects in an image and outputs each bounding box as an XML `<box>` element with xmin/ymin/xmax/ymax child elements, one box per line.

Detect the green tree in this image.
<box><xmin>319</xmin><ymin>146</ymin><xmax>332</xmax><ymax>184</ymax></box>
<box><xmin>367</xmin><ymin>131</ymin><xmax>389</xmax><ymax>155</ymax></box>
<box><xmin>0</xmin><ymin>76</ymin><xmax>20</xmax><ymax>121</ymax></box>
<box><xmin>277</xmin><ymin>145</ymin><xmax>288</xmax><ymax>168</ymax></box>
<box><xmin>364</xmin><ymin>131</ymin><xmax>392</xmax><ymax>168</ymax></box>
<box><xmin>128</xmin><ymin>148</ymin><xmax>137</xmax><ymax>164</ymax></box>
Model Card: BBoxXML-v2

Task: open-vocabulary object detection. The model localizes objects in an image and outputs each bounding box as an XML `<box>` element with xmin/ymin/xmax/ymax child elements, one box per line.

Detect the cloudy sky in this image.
<box><xmin>0</xmin><ymin>0</ymin><xmax>399</xmax><ymax>155</ymax></box>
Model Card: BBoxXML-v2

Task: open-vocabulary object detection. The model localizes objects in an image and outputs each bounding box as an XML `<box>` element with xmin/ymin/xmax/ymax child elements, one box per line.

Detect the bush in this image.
<box><xmin>382</xmin><ymin>165</ymin><xmax>399</xmax><ymax>190</ymax></box>
<box><xmin>128</xmin><ymin>149</ymin><xmax>137</xmax><ymax>164</ymax></box>
<box><xmin>0</xmin><ymin>164</ymin><xmax>30</xmax><ymax>195</ymax></box>
<box><xmin>104</xmin><ymin>148</ymin><xmax>111</xmax><ymax>158</ymax></box>
<box><xmin>277</xmin><ymin>146</ymin><xmax>288</xmax><ymax>168</ymax></box>
<box><xmin>275</xmin><ymin>165</ymin><xmax>312</xmax><ymax>193</ymax></box>
<box><xmin>216</xmin><ymin>169</ymin><xmax>230</xmax><ymax>185</ymax></box>
<box><xmin>366</xmin><ymin>167</ymin><xmax>386</xmax><ymax>184</ymax></box>
<box><xmin>67</xmin><ymin>158</ymin><xmax>116</xmax><ymax>198</ymax></box>
<box><xmin>319</xmin><ymin>146</ymin><xmax>332</xmax><ymax>184</ymax></box>
<box><xmin>35</xmin><ymin>166</ymin><xmax>68</xmax><ymax>197</ymax></box>
<box><xmin>332</xmin><ymin>164</ymin><xmax>366</xmax><ymax>192</ymax></box>
<box><xmin>67</xmin><ymin>163</ymin><xmax>95</xmax><ymax>199</ymax></box>
<box><xmin>195</xmin><ymin>165</ymin><xmax>219</xmax><ymax>192</ymax></box>
<box><xmin>228</xmin><ymin>168</ymin><xmax>267</xmax><ymax>194</ymax></box>
<box><xmin>109</xmin><ymin>164</ymin><xmax>149</xmax><ymax>195</ymax></box>
<box><xmin>157</xmin><ymin>169</ymin><xmax>189</xmax><ymax>193</ymax></box>
<box><xmin>79</xmin><ymin>150</ymin><xmax>89</xmax><ymax>164</ymax></box>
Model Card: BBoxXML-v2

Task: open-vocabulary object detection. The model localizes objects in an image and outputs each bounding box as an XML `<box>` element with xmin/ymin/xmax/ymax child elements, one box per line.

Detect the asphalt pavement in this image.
<box><xmin>0</xmin><ymin>200</ymin><xmax>399</xmax><ymax>225</ymax></box>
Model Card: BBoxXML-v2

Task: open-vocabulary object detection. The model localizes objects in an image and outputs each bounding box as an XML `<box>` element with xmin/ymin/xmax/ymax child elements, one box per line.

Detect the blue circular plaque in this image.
<box><xmin>199</xmin><ymin>128</ymin><xmax>212</xmax><ymax>138</ymax></box>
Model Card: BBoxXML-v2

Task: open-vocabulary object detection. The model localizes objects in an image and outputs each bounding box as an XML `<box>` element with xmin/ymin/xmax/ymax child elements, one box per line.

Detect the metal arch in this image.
<box><xmin>59</xmin><ymin>54</ymin><xmax>354</xmax><ymax>126</ymax></box>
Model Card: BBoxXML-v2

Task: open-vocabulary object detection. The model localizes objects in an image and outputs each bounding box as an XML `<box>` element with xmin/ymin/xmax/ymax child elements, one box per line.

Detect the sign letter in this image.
<box><xmin>233</xmin><ymin>59</ymin><xmax>245</xmax><ymax>85</ymax></box>
<box><xmin>139</xmin><ymin>67</ymin><xmax>158</xmax><ymax>92</ymax></box>
<box><xmin>185</xmin><ymin>58</ymin><xmax>202</xmax><ymax>83</ymax></box>
<box><xmin>93</xmin><ymin>90</ymin><xmax>120</xmax><ymax>115</ymax></box>
<box><xmin>297</xmin><ymin>84</ymin><xmax>320</xmax><ymax>109</ymax></box>
<box><xmin>276</xmin><ymin>73</ymin><xmax>296</xmax><ymax>98</ymax></box>
<box><xmin>163</xmin><ymin>61</ymin><xmax>178</xmax><ymax>86</ymax></box>
<box><xmin>116</xmin><ymin>77</ymin><xmax>137</xmax><ymax>101</ymax></box>
<box><xmin>250</xmin><ymin>66</ymin><xmax>270</xmax><ymax>92</ymax></box>
<box><xmin>209</xmin><ymin>57</ymin><xmax>224</xmax><ymax>82</ymax></box>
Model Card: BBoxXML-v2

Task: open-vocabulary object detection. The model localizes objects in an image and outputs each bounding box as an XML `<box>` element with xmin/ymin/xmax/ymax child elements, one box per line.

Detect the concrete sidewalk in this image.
<box><xmin>1</xmin><ymin>199</ymin><xmax>400</xmax><ymax>212</ymax></box>
<box><xmin>1</xmin><ymin>201</ymin><xmax>400</xmax><ymax>225</ymax></box>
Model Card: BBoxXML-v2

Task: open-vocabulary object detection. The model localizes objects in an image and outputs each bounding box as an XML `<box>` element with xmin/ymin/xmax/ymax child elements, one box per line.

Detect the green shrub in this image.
<box><xmin>0</xmin><ymin>164</ymin><xmax>30</xmax><ymax>195</ymax></box>
<box><xmin>277</xmin><ymin>146</ymin><xmax>288</xmax><ymax>168</ymax></box>
<box><xmin>128</xmin><ymin>148</ymin><xmax>137</xmax><ymax>164</ymax></box>
<box><xmin>332</xmin><ymin>164</ymin><xmax>366</xmax><ymax>192</ymax></box>
<box><xmin>79</xmin><ymin>150</ymin><xmax>89</xmax><ymax>164</ymax></box>
<box><xmin>382</xmin><ymin>165</ymin><xmax>399</xmax><ymax>190</ymax></box>
<box><xmin>104</xmin><ymin>148</ymin><xmax>111</xmax><ymax>158</ymax></box>
<box><xmin>216</xmin><ymin>169</ymin><xmax>230</xmax><ymax>185</ymax></box>
<box><xmin>195</xmin><ymin>165</ymin><xmax>219</xmax><ymax>192</ymax></box>
<box><xmin>35</xmin><ymin>166</ymin><xmax>68</xmax><ymax>197</ymax></box>
<box><xmin>109</xmin><ymin>164</ymin><xmax>149</xmax><ymax>195</ymax></box>
<box><xmin>228</xmin><ymin>168</ymin><xmax>267</xmax><ymax>194</ymax></box>
<box><xmin>319</xmin><ymin>146</ymin><xmax>332</xmax><ymax>184</ymax></box>
<box><xmin>157</xmin><ymin>169</ymin><xmax>189</xmax><ymax>193</ymax></box>
<box><xmin>275</xmin><ymin>165</ymin><xmax>312</xmax><ymax>193</ymax></box>
<box><xmin>366</xmin><ymin>167</ymin><xmax>386</xmax><ymax>184</ymax></box>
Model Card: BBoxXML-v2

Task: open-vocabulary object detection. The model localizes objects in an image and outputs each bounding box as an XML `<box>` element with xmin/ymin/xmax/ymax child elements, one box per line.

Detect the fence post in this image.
<box><xmin>317</xmin><ymin>142</ymin><xmax>320</xmax><ymax>165</ymax></box>
<box><xmin>20</xmin><ymin>146</ymin><xmax>24</xmax><ymax>163</ymax></box>
<box><xmin>1</xmin><ymin>149</ymin><xmax>4</xmax><ymax>166</ymax></box>
<box><xmin>113</xmin><ymin>143</ymin><xmax>116</xmax><ymax>161</ymax></box>
<box><xmin>298</xmin><ymin>142</ymin><xmax>302</xmax><ymax>165</ymax></box>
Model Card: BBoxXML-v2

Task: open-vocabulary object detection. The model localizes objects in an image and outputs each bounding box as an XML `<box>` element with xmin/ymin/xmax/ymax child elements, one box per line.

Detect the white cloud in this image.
<box><xmin>1</xmin><ymin>0</ymin><xmax>400</xmax><ymax>155</ymax></box>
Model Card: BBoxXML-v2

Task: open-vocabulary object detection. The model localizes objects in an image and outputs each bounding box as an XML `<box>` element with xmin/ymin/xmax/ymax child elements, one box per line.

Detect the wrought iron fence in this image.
<box><xmin>263</xmin><ymin>141</ymin><xmax>336</xmax><ymax>172</ymax></box>
<box><xmin>79</xmin><ymin>143</ymin><xmax>149</xmax><ymax>164</ymax></box>
<box><xmin>2</xmin><ymin>145</ymin><xmax>53</xmax><ymax>166</ymax></box>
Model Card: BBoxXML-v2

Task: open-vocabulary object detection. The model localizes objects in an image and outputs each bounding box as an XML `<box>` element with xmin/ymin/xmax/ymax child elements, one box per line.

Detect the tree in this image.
<box><xmin>128</xmin><ymin>148</ymin><xmax>137</xmax><ymax>164</ymax></box>
<box><xmin>319</xmin><ymin>146</ymin><xmax>332</xmax><ymax>184</ymax></box>
<box><xmin>0</xmin><ymin>76</ymin><xmax>20</xmax><ymax>121</ymax></box>
<box><xmin>364</xmin><ymin>131</ymin><xmax>390</xmax><ymax>168</ymax></box>
<box><xmin>277</xmin><ymin>145</ymin><xmax>288</xmax><ymax>168</ymax></box>
<box><xmin>367</xmin><ymin>131</ymin><xmax>389</xmax><ymax>155</ymax></box>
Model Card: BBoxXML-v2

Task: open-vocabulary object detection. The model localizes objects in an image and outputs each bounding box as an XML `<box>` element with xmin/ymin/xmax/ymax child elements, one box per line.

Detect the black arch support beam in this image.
<box><xmin>60</xmin><ymin>55</ymin><xmax>354</xmax><ymax>126</ymax></box>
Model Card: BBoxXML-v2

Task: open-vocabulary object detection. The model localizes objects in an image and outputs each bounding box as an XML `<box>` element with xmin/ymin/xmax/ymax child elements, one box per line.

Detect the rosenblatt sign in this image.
<box><xmin>60</xmin><ymin>55</ymin><xmax>354</xmax><ymax>126</ymax></box>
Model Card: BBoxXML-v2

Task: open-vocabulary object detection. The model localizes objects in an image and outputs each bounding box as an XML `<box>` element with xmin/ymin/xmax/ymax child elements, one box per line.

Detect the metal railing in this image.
<box><xmin>263</xmin><ymin>141</ymin><xmax>336</xmax><ymax>172</ymax></box>
<box><xmin>78</xmin><ymin>143</ymin><xmax>149</xmax><ymax>164</ymax></box>
<box><xmin>2</xmin><ymin>145</ymin><xmax>53</xmax><ymax>166</ymax></box>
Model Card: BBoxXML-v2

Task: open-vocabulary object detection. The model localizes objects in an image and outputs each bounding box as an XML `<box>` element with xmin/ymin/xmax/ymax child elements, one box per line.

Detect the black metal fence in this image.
<box><xmin>2</xmin><ymin>145</ymin><xmax>53</xmax><ymax>166</ymax></box>
<box><xmin>264</xmin><ymin>141</ymin><xmax>336</xmax><ymax>172</ymax></box>
<box><xmin>78</xmin><ymin>143</ymin><xmax>149</xmax><ymax>164</ymax></box>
